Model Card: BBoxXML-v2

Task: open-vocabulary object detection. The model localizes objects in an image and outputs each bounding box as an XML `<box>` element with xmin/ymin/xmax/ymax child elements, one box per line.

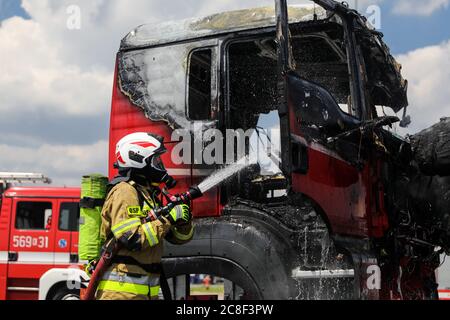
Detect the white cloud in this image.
<box><xmin>395</xmin><ymin>40</ymin><xmax>450</xmax><ymax>134</ymax></box>
<box><xmin>0</xmin><ymin>16</ymin><xmax>112</xmax><ymax>116</ymax></box>
<box><xmin>392</xmin><ymin>0</ymin><xmax>449</xmax><ymax>16</ymax></box>
<box><xmin>0</xmin><ymin>0</ymin><xmax>305</xmax><ymax>118</ymax></box>
<box><xmin>0</xmin><ymin>140</ymin><xmax>108</xmax><ymax>186</ymax></box>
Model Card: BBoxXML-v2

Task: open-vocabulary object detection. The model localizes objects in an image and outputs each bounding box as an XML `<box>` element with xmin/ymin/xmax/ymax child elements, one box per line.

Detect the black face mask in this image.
<box><xmin>143</xmin><ymin>155</ymin><xmax>177</xmax><ymax>189</ymax></box>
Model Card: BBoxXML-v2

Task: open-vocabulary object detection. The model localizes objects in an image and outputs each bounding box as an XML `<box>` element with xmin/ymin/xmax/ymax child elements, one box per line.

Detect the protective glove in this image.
<box><xmin>166</xmin><ymin>204</ymin><xmax>192</xmax><ymax>226</ymax></box>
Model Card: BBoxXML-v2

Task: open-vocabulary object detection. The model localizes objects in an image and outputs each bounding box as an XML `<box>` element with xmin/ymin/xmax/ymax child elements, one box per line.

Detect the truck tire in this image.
<box><xmin>163</xmin><ymin>205</ymin><xmax>300</xmax><ymax>300</ymax></box>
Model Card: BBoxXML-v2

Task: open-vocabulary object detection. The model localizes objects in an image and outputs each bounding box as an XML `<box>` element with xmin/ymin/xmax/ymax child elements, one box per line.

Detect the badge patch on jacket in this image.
<box><xmin>127</xmin><ymin>206</ymin><xmax>145</xmax><ymax>217</ymax></box>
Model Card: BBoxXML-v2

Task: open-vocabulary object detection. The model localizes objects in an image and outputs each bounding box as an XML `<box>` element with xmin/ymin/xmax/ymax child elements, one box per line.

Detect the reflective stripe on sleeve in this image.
<box><xmin>173</xmin><ymin>225</ymin><xmax>194</xmax><ymax>241</ymax></box>
<box><xmin>142</xmin><ymin>222</ymin><xmax>159</xmax><ymax>247</ymax></box>
<box><xmin>111</xmin><ymin>218</ymin><xmax>141</xmax><ymax>238</ymax></box>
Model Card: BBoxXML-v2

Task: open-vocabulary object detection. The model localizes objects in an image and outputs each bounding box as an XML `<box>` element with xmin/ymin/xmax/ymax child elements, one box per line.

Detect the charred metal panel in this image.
<box><xmin>121</xmin><ymin>6</ymin><xmax>330</xmax><ymax>50</ymax></box>
<box><xmin>408</xmin><ymin>175</ymin><xmax>450</xmax><ymax>245</ymax></box>
<box><xmin>392</xmin><ymin>117</ymin><xmax>450</xmax><ymax>251</ymax></box>
<box><xmin>355</xmin><ymin>23</ymin><xmax>408</xmax><ymax>113</ymax></box>
<box><xmin>410</xmin><ymin>117</ymin><xmax>450</xmax><ymax>176</ymax></box>
<box><xmin>378</xmin><ymin>119</ymin><xmax>450</xmax><ymax>298</ymax></box>
<box><xmin>118</xmin><ymin>41</ymin><xmax>216</xmax><ymax>131</ymax></box>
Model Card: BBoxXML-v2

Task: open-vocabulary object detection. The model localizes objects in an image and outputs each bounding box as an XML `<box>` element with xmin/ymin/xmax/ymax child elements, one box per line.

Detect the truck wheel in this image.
<box><xmin>51</xmin><ymin>288</ymin><xmax>80</xmax><ymax>300</ymax></box>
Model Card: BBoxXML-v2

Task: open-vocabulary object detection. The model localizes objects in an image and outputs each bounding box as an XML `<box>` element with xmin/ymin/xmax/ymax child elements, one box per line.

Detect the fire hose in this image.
<box><xmin>81</xmin><ymin>185</ymin><xmax>203</xmax><ymax>300</ymax></box>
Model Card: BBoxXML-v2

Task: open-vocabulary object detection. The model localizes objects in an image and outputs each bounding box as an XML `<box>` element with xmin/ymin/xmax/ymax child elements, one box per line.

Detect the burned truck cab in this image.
<box><xmin>110</xmin><ymin>1</ymin><xmax>446</xmax><ymax>300</ymax></box>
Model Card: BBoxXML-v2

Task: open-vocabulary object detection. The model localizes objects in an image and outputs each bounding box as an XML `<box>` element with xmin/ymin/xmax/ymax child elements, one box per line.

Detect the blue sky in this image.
<box><xmin>379</xmin><ymin>2</ymin><xmax>450</xmax><ymax>54</ymax></box>
<box><xmin>1</xmin><ymin>0</ymin><xmax>449</xmax><ymax>53</ymax></box>
<box><xmin>0</xmin><ymin>0</ymin><xmax>29</xmax><ymax>21</ymax></box>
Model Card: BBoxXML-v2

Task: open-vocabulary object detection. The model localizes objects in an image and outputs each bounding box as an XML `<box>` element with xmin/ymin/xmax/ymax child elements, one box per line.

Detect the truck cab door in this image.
<box><xmin>54</xmin><ymin>200</ymin><xmax>80</xmax><ymax>266</ymax></box>
<box><xmin>274</xmin><ymin>0</ymin><xmax>374</xmax><ymax>237</ymax></box>
<box><xmin>7</xmin><ymin>199</ymin><xmax>56</xmax><ymax>299</ymax></box>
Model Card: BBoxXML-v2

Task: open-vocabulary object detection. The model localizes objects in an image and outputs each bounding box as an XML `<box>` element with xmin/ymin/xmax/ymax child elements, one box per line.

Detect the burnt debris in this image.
<box><xmin>411</xmin><ymin>117</ymin><xmax>450</xmax><ymax>177</ymax></box>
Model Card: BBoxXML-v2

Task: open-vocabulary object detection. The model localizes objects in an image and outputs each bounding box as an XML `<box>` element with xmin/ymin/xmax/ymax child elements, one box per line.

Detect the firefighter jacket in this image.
<box><xmin>96</xmin><ymin>181</ymin><xmax>194</xmax><ymax>299</ymax></box>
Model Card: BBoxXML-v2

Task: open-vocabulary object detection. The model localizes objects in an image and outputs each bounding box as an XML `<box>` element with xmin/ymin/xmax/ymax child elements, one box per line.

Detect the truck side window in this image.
<box><xmin>59</xmin><ymin>202</ymin><xmax>80</xmax><ymax>231</ymax></box>
<box><xmin>15</xmin><ymin>202</ymin><xmax>52</xmax><ymax>230</ymax></box>
<box><xmin>188</xmin><ymin>49</ymin><xmax>212</xmax><ymax>120</ymax></box>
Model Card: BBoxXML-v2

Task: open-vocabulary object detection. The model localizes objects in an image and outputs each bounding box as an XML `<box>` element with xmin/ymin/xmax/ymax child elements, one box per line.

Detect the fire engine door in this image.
<box><xmin>7</xmin><ymin>198</ymin><xmax>57</xmax><ymax>294</ymax></box>
<box><xmin>54</xmin><ymin>200</ymin><xmax>79</xmax><ymax>265</ymax></box>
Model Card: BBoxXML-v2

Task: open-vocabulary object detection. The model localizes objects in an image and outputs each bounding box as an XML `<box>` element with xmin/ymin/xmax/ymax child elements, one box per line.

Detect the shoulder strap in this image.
<box><xmin>134</xmin><ymin>184</ymin><xmax>157</xmax><ymax>208</ymax></box>
<box><xmin>80</xmin><ymin>197</ymin><xmax>105</xmax><ymax>209</ymax></box>
<box><xmin>107</xmin><ymin>175</ymin><xmax>131</xmax><ymax>194</ymax></box>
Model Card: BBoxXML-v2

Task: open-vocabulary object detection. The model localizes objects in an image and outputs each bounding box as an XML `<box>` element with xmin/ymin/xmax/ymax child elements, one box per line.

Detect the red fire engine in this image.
<box><xmin>0</xmin><ymin>173</ymin><xmax>86</xmax><ymax>300</ymax></box>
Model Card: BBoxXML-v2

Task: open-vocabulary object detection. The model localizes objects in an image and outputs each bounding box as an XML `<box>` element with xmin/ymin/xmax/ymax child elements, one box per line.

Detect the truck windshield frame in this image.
<box><xmin>223</xmin><ymin>24</ymin><xmax>358</xmax><ymax>132</ymax></box>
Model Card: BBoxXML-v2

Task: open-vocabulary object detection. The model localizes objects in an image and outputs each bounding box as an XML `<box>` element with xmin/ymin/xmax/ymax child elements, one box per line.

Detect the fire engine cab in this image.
<box><xmin>0</xmin><ymin>173</ymin><xmax>86</xmax><ymax>300</ymax></box>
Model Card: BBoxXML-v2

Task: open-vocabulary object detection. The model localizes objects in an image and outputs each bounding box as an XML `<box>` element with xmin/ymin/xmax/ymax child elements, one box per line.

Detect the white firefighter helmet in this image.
<box><xmin>115</xmin><ymin>132</ymin><xmax>167</xmax><ymax>170</ymax></box>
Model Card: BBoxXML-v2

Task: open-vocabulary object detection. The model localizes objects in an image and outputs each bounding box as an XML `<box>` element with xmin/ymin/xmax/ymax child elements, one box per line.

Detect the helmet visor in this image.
<box><xmin>150</xmin><ymin>155</ymin><xmax>166</xmax><ymax>172</ymax></box>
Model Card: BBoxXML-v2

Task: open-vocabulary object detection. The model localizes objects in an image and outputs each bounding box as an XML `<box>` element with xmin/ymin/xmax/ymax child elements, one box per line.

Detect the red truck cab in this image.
<box><xmin>107</xmin><ymin>1</ymin><xmax>448</xmax><ymax>300</ymax></box>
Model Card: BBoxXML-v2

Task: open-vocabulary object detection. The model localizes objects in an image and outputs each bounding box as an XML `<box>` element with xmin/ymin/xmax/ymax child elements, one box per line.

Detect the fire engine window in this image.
<box><xmin>188</xmin><ymin>49</ymin><xmax>212</xmax><ymax>120</ymax></box>
<box><xmin>15</xmin><ymin>202</ymin><xmax>52</xmax><ymax>230</ymax></box>
<box><xmin>59</xmin><ymin>202</ymin><xmax>80</xmax><ymax>231</ymax></box>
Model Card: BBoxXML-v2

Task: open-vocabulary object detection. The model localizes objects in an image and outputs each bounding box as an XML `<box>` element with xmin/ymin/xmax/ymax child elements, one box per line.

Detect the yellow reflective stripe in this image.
<box><xmin>111</xmin><ymin>218</ymin><xmax>141</xmax><ymax>237</ymax></box>
<box><xmin>142</xmin><ymin>202</ymin><xmax>153</xmax><ymax>216</ymax></box>
<box><xmin>98</xmin><ymin>280</ymin><xmax>160</xmax><ymax>297</ymax></box>
<box><xmin>173</xmin><ymin>225</ymin><xmax>194</xmax><ymax>241</ymax></box>
<box><xmin>98</xmin><ymin>280</ymin><xmax>148</xmax><ymax>295</ymax></box>
<box><xmin>142</xmin><ymin>222</ymin><xmax>159</xmax><ymax>247</ymax></box>
<box><xmin>150</xmin><ymin>286</ymin><xmax>160</xmax><ymax>297</ymax></box>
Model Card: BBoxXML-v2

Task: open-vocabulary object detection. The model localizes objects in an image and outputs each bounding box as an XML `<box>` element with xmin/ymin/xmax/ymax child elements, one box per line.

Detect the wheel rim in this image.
<box><xmin>61</xmin><ymin>293</ymin><xmax>80</xmax><ymax>300</ymax></box>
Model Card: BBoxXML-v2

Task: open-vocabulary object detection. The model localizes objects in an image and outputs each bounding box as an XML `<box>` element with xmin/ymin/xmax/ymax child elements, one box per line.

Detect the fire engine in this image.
<box><xmin>0</xmin><ymin>173</ymin><xmax>85</xmax><ymax>300</ymax></box>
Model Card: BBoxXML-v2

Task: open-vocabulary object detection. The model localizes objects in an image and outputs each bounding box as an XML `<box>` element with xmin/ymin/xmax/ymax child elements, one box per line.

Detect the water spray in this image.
<box><xmin>197</xmin><ymin>154</ymin><xmax>258</xmax><ymax>194</ymax></box>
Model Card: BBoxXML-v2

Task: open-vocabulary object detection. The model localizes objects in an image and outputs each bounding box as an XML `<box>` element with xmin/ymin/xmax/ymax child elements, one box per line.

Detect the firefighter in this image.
<box><xmin>95</xmin><ymin>132</ymin><xmax>194</xmax><ymax>300</ymax></box>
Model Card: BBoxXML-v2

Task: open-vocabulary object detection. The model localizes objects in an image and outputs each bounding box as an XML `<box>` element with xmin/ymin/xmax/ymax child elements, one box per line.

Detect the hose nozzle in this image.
<box><xmin>162</xmin><ymin>174</ymin><xmax>177</xmax><ymax>189</ymax></box>
<box><xmin>187</xmin><ymin>185</ymin><xmax>203</xmax><ymax>200</ymax></box>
